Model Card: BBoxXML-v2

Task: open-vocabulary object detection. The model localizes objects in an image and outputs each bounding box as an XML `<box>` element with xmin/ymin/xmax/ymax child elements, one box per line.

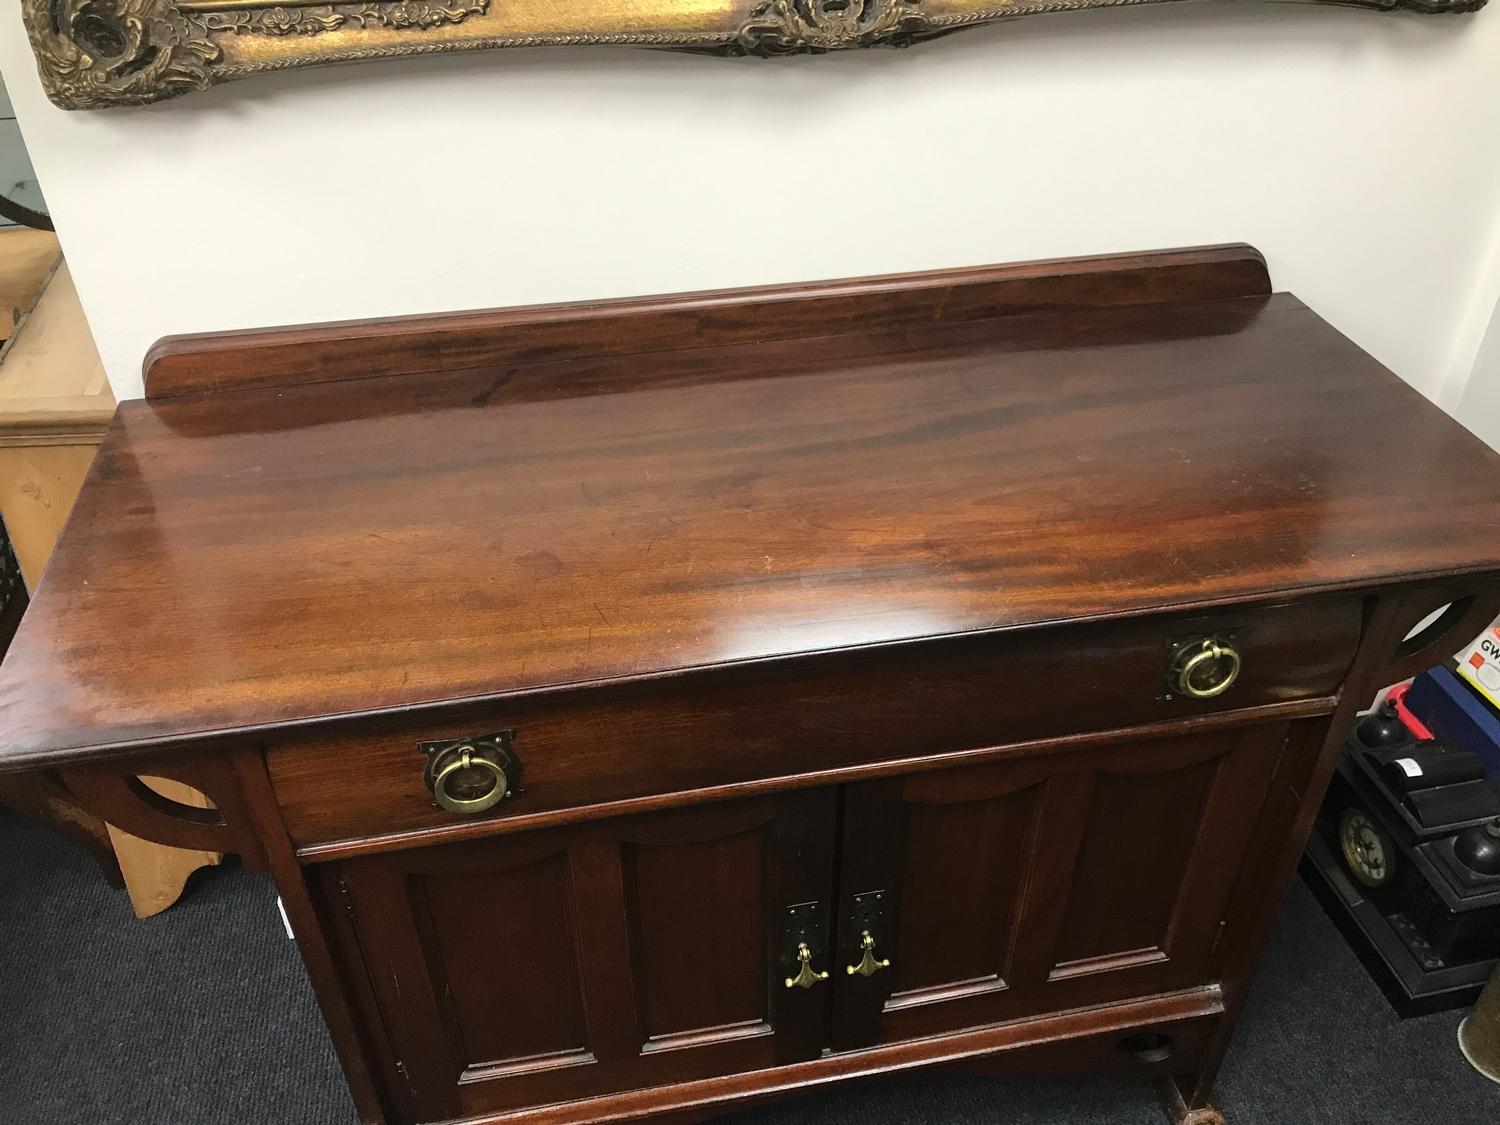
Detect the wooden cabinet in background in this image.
<box><xmin>0</xmin><ymin>251</ymin><xmax>112</xmax><ymax>586</ymax></box>
<box><xmin>0</xmin><ymin>228</ymin><xmax>58</xmax><ymax>337</ymax></box>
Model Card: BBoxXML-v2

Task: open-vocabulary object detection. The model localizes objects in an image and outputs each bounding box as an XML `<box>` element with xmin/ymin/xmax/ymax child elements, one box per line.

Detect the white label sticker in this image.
<box><xmin>276</xmin><ymin>895</ymin><xmax>295</xmax><ymax>939</ymax></box>
<box><xmin>1395</xmin><ymin>757</ymin><xmax>1422</xmax><ymax>778</ymax></box>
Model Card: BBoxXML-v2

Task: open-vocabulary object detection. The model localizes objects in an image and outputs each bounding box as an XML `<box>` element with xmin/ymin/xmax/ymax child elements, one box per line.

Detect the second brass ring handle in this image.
<box><xmin>432</xmin><ymin>748</ymin><xmax>509</xmax><ymax>814</ymax></box>
<box><xmin>1174</xmin><ymin>639</ymin><xmax>1242</xmax><ymax>700</ymax></box>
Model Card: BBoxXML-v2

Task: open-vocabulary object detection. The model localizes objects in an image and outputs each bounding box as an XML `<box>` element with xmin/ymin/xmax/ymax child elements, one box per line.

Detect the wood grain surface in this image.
<box><xmin>266</xmin><ymin>597</ymin><xmax>1359</xmax><ymax>852</ymax></box>
<box><xmin>143</xmin><ymin>245</ymin><xmax>1270</xmax><ymax>400</ymax></box>
<box><xmin>4</xmin><ymin>269</ymin><xmax>1500</xmax><ymax>768</ymax></box>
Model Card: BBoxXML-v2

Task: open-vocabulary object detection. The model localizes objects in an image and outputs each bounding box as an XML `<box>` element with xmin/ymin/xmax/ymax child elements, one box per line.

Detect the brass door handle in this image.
<box><xmin>846</xmin><ymin>931</ymin><xmax>890</xmax><ymax>978</ymax></box>
<box><xmin>784</xmin><ymin>942</ymin><xmax>829</xmax><ymax>990</ymax></box>
<box><xmin>1171</xmin><ymin>638</ymin><xmax>1242</xmax><ymax>699</ymax></box>
<box><xmin>431</xmin><ymin>747</ymin><xmax>508</xmax><ymax>814</ymax></box>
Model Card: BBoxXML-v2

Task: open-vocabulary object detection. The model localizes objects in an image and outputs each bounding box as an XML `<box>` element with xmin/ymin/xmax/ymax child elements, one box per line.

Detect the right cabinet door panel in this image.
<box><xmin>832</xmin><ymin>720</ymin><xmax>1305</xmax><ymax>1048</ymax></box>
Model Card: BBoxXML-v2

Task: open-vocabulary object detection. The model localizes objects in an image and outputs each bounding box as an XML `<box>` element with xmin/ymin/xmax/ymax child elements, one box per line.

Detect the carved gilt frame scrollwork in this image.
<box><xmin>19</xmin><ymin>0</ymin><xmax>1489</xmax><ymax>111</ymax></box>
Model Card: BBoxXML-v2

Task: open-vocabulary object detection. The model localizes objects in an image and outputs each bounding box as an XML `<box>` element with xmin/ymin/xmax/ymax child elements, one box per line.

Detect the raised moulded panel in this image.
<box><xmin>1047</xmin><ymin>759</ymin><xmax>1222</xmax><ymax>977</ymax></box>
<box><xmin>890</xmin><ymin>785</ymin><xmax>1043</xmax><ymax>1000</ymax></box>
<box><xmin>413</xmin><ymin>851</ymin><xmax>591</xmax><ymax>1073</ymax></box>
<box><xmin>623</xmin><ymin>823</ymin><xmax>772</xmax><ymax>1046</ymax></box>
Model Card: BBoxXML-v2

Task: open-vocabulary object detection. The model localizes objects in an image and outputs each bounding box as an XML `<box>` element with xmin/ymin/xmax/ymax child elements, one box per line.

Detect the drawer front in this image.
<box><xmin>268</xmin><ymin>596</ymin><xmax>1361</xmax><ymax>850</ymax></box>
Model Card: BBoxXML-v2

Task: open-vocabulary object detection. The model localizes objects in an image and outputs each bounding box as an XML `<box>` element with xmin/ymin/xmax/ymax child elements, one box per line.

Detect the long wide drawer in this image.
<box><xmin>266</xmin><ymin>595</ymin><xmax>1361</xmax><ymax>851</ymax></box>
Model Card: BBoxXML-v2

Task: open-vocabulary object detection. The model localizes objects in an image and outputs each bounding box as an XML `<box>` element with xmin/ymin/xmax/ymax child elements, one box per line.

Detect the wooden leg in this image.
<box><xmin>229</xmin><ymin>750</ymin><xmax>392</xmax><ymax>1125</ymax></box>
<box><xmin>107</xmin><ymin>776</ymin><xmax>222</xmax><ymax>917</ymax></box>
<box><xmin>1155</xmin><ymin>1076</ymin><xmax>1227</xmax><ymax>1125</ymax></box>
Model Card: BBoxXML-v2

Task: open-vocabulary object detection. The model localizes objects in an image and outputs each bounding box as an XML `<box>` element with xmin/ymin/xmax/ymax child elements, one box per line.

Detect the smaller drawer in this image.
<box><xmin>267</xmin><ymin>596</ymin><xmax>1362</xmax><ymax>851</ymax></box>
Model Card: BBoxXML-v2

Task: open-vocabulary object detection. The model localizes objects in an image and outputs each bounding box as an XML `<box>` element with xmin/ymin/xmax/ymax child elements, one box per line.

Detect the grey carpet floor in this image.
<box><xmin>2</xmin><ymin>807</ymin><xmax>1496</xmax><ymax>1124</ymax></box>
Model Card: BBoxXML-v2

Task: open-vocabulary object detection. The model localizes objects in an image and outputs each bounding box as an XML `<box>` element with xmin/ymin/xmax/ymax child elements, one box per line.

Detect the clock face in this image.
<box><xmin>1339</xmin><ymin>807</ymin><xmax>1393</xmax><ymax>889</ymax></box>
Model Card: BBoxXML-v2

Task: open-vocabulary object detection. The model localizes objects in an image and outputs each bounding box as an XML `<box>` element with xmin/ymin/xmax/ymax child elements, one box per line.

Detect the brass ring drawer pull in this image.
<box><xmin>784</xmin><ymin>943</ymin><xmax>829</xmax><ymax>990</ymax></box>
<box><xmin>432</xmin><ymin>747</ymin><xmax>508</xmax><ymax>814</ymax></box>
<box><xmin>1172</xmin><ymin>638</ymin><xmax>1242</xmax><ymax>699</ymax></box>
<box><xmin>421</xmin><ymin>731</ymin><xmax>520</xmax><ymax>816</ymax></box>
<box><xmin>846</xmin><ymin>931</ymin><xmax>891</xmax><ymax>978</ymax></box>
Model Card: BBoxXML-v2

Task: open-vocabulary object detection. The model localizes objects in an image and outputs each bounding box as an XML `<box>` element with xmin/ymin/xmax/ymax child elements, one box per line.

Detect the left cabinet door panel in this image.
<box><xmin>320</xmin><ymin>789</ymin><xmax>837</xmax><ymax>1123</ymax></box>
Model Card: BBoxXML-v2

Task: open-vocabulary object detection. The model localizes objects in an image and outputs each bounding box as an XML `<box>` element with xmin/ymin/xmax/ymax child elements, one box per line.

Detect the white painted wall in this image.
<box><xmin>4</xmin><ymin>2</ymin><xmax>1500</xmax><ymax>407</ymax></box>
<box><xmin>1457</xmin><ymin>298</ymin><xmax>1500</xmax><ymax>451</ymax></box>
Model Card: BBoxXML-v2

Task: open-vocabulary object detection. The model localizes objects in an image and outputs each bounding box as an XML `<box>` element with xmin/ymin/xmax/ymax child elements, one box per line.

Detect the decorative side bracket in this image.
<box><xmin>19</xmin><ymin>0</ymin><xmax>1489</xmax><ymax>111</ymax></box>
<box><xmin>1370</xmin><ymin>578</ymin><xmax>1500</xmax><ymax>691</ymax></box>
<box><xmin>61</xmin><ymin>750</ymin><xmax>268</xmax><ymax>869</ymax></box>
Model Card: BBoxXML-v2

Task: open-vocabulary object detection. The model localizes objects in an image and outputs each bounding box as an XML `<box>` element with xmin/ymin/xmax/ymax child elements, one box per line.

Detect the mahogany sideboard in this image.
<box><xmin>3</xmin><ymin>245</ymin><xmax>1500</xmax><ymax>1125</ymax></box>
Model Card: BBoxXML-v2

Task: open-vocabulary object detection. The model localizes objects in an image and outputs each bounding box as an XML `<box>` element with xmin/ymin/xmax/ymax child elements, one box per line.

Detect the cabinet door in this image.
<box><xmin>832</xmin><ymin>721</ymin><xmax>1301</xmax><ymax>1048</ymax></box>
<box><xmin>323</xmin><ymin>789</ymin><xmax>836</xmax><ymax>1123</ymax></box>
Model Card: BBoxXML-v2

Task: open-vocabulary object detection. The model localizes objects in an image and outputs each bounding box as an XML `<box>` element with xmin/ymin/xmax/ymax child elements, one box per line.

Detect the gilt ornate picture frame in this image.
<box><xmin>20</xmin><ymin>0</ymin><xmax>1487</xmax><ymax>111</ymax></box>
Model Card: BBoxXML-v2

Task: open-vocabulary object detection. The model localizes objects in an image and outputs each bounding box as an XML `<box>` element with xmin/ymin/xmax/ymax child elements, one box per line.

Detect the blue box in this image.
<box><xmin>1405</xmin><ymin>666</ymin><xmax>1500</xmax><ymax>797</ymax></box>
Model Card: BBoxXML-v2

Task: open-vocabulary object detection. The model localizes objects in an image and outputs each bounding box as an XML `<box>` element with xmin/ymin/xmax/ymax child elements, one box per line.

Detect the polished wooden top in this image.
<box><xmin>4</xmin><ymin>260</ymin><xmax>1500</xmax><ymax>767</ymax></box>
